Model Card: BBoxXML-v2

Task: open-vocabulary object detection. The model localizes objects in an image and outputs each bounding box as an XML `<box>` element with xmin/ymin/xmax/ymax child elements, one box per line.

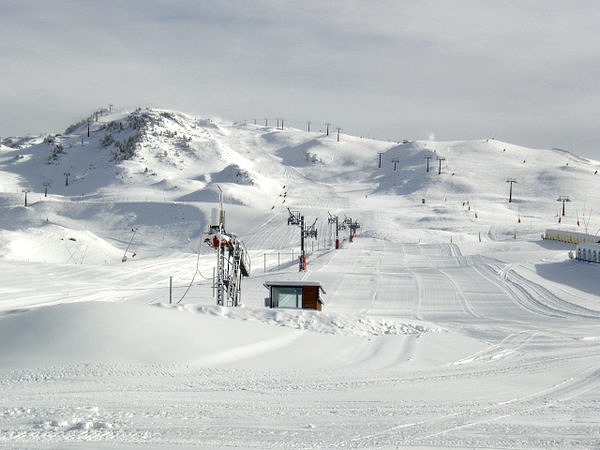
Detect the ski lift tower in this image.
<box><xmin>557</xmin><ymin>196</ymin><xmax>571</xmax><ymax>217</ymax></box>
<box><xmin>328</xmin><ymin>213</ymin><xmax>339</xmax><ymax>249</ymax></box>
<box><xmin>203</xmin><ymin>186</ymin><xmax>251</xmax><ymax>306</ymax></box>
<box><xmin>348</xmin><ymin>219</ymin><xmax>361</xmax><ymax>242</ymax></box>
<box><xmin>328</xmin><ymin>212</ymin><xmax>346</xmax><ymax>249</ymax></box>
<box><xmin>287</xmin><ymin>208</ymin><xmax>318</xmax><ymax>271</ymax></box>
<box><xmin>343</xmin><ymin>217</ymin><xmax>361</xmax><ymax>242</ymax></box>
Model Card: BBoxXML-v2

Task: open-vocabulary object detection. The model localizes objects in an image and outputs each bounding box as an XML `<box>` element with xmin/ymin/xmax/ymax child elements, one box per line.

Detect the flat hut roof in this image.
<box><xmin>264</xmin><ymin>281</ymin><xmax>326</xmax><ymax>294</ymax></box>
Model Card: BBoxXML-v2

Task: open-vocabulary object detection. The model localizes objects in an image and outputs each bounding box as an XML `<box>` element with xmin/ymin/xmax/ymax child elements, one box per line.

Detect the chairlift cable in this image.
<box><xmin>194</xmin><ymin>238</ymin><xmax>215</xmax><ymax>281</ymax></box>
<box><xmin>176</xmin><ymin>237</ymin><xmax>215</xmax><ymax>304</ymax></box>
<box><xmin>175</xmin><ymin>243</ymin><xmax>202</xmax><ymax>304</ymax></box>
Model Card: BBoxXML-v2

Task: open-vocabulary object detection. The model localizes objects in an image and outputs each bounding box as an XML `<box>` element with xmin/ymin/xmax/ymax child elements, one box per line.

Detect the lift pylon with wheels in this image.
<box><xmin>203</xmin><ymin>187</ymin><xmax>250</xmax><ymax>306</ymax></box>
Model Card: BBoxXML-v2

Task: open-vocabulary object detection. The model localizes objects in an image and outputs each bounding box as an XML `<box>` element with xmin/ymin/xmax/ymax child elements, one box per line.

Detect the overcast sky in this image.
<box><xmin>1</xmin><ymin>0</ymin><xmax>600</xmax><ymax>159</ymax></box>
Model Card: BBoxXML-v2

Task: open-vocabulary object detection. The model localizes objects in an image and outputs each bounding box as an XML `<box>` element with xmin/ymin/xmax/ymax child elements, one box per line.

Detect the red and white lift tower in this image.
<box><xmin>203</xmin><ymin>187</ymin><xmax>251</xmax><ymax>306</ymax></box>
<box><xmin>287</xmin><ymin>208</ymin><xmax>318</xmax><ymax>271</ymax></box>
<box><xmin>343</xmin><ymin>217</ymin><xmax>361</xmax><ymax>242</ymax></box>
<box><xmin>329</xmin><ymin>213</ymin><xmax>361</xmax><ymax>247</ymax></box>
<box><xmin>328</xmin><ymin>212</ymin><xmax>345</xmax><ymax>249</ymax></box>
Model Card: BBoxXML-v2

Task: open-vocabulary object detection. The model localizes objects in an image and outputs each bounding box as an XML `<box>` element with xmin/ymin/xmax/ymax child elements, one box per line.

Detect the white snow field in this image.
<box><xmin>1</xmin><ymin>108</ymin><xmax>599</xmax><ymax>449</ymax></box>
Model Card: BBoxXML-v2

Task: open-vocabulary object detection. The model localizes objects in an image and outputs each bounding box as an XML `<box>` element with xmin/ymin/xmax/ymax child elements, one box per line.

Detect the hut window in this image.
<box><xmin>272</xmin><ymin>286</ymin><xmax>303</xmax><ymax>308</ymax></box>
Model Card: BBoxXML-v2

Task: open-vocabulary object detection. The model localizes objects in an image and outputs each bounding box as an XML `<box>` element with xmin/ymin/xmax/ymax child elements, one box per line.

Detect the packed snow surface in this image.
<box><xmin>0</xmin><ymin>108</ymin><xmax>599</xmax><ymax>449</ymax></box>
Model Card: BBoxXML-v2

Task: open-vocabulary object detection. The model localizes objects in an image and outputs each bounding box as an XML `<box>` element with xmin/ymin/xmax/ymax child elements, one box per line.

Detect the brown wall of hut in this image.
<box><xmin>302</xmin><ymin>285</ymin><xmax>322</xmax><ymax>311</ymax></box>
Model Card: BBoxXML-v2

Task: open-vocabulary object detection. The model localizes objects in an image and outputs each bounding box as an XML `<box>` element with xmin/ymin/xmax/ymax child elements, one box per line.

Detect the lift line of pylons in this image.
<box><xmin>203</xmin><ymin>187</ymin><xmax>251</xmax><ymax>306</ymax></box>
<box><xmin>287</xmin><ymin>208</ymin><xmax>318</xmax><ymax>271</ymax></box>
<box><xmin>344</xmin><ymin>217</ymin><xmax>361</xmax><ymax>242</ymax></box>
<box><xmin>328</xmin><ymin>212</ymin><xmax>360</xmax><ymax>248</ymax></box>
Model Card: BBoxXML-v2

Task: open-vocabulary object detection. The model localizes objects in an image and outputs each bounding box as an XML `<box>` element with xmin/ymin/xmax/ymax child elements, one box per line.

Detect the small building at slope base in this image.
<box><xmin>264</xmin><ymin>281</ymin><xmax>326</xmax><ymax>311</ymax></box>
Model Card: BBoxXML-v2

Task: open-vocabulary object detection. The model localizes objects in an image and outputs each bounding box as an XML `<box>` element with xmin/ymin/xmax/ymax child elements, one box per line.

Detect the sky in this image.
<box><xmin>1</xmin><ymin>0</ymin><xmax>600</xmax><ymax>160</ymax></box>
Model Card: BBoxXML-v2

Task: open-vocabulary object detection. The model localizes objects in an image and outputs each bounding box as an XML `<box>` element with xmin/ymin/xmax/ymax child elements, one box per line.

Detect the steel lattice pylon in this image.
<box><xmin>204</xmin><ymin>188</ymin><xmax>250</xmax><ymax>307</ymax></box>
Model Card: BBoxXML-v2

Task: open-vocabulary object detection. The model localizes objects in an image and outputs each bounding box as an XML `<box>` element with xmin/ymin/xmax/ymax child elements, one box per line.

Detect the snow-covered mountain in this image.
<box><xmin>1</xmin><ymin>108</ymin><xmax>599</xmax><ymax>448</ymax></box>
<box><xmin>2</xmin><ymin>107</ymin><xmax>598</xmax><ymax>262</ymax></box>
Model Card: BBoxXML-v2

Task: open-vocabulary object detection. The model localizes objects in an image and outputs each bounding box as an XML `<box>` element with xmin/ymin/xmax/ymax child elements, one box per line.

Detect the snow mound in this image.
<box><xmin>0</xmin><ymin>301</ymin><xmax>298</xmax><ymax>367</ymax></box>
<box><xmin>210</xmin><ymin>164</ymin><xmax>255</xmax><ymax>185</ymax></box>
<box><xmin>176</xmin><ymin>184</ymin><xmax>245</xmax><ymax>205</ymax></box>
<box><xmin>181</xmin><ymin>304</ymin><xmax>437</xmax><ymax>336</ymax></box>
<box><xmin>0</xmin><ymin>224</ymin><xmax>123</xmax><ymax>264</ymax></box>
<box><xmin>276</xmin><ymin>139</ymin><xmax>333</xmax><ymax>167</ymax></box>
<box><xmin>151</xmin><ymin>178</ymin><xmax>181</xmax><ymax>190</ymax></box>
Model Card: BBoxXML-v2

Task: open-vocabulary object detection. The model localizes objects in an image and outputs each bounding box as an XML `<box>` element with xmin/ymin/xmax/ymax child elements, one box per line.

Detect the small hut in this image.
<box><xmin>264</xmin><ymin>281</ymin><xmax>326</xmax><ymax>311</ymax></box>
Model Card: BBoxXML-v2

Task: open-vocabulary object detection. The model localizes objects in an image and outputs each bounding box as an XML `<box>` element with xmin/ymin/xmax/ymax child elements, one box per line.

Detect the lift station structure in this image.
<box><xmin>203</xmin><ymin>187</ymin><xmax>251</xmax><ymax>306</ymax></box>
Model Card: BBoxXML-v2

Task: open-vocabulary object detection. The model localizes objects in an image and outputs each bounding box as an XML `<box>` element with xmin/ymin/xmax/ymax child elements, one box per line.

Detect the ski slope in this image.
<box><xmin>0</xmin><ymin>108</ymin><xmax>599</xmax><ymax>449</ymax></box>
